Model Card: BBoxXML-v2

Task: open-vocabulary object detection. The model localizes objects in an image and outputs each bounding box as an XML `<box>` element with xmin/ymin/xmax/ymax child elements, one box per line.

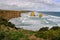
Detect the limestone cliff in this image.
<box><xmin>0</xmin><ymin>10</ymin><xmax>21</xmax><ymax>20</ymax></box>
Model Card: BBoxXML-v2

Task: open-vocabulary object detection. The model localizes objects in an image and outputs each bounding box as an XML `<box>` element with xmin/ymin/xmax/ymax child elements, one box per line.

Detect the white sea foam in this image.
<box><xmin>9</xmin><ymin>12</ymin><xmax>60</xmax><ymax>31</ymax></box>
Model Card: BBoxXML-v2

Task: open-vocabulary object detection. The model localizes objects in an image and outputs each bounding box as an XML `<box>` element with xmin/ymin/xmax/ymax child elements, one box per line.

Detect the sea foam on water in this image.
<box><xmin>9</xmin><ymin>12</ymin><xmax>60</xmax><ymax>31</ymax></box>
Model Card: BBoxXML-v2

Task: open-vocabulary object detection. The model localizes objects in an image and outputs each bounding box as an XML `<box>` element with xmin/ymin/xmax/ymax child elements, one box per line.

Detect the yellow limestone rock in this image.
<box><xmin>39</xmin><ymin>13</ymin><xmax>43</xmax><ymax>18</ymax></box>
<box><xmin>30</xmin><ymin>11</ymin><xmax>35</xmax><ymax>16</ymax></box>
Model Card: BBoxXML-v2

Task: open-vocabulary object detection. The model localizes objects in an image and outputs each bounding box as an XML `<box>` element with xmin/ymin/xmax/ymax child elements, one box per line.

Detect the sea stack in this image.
<box><xmin>39</xmin><ymin>13</ymin><xmax>43</xmax><ymax>18</ymax></box>
<box><xmin>30</xmin><ymin>11</ymin><xmax>35</xmax><ymax>16</ymax></box>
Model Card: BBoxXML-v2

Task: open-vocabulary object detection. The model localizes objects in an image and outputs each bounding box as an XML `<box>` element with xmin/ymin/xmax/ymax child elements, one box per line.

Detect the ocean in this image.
<box><xmin>40</xmin><ymin>12</ymin><xmax>60</xmax><ymax>17</ymax></box>
<box><xmin>9</xmin><ymin>12</ymin><xmax>60</xmax><ymax>31</ymax></box>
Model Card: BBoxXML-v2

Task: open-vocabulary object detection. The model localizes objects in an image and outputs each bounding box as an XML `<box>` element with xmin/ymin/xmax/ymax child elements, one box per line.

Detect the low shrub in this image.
<box><xmin>4</xmin><ymin>31</ymin><xmax>24</xmax><ymax>40</ymax></box>
<box><xmin>50</xmin><ymin>26</ymin><xmax>60</xmax><ymax>30</ymax></box>
<box><xmin>39</xmin><ymin>27</ymin><xmax>49</xmax><ymax>31</ymax></box>
<box><xmin>0</xmin><ymin>17</ymin><xmax>15</xmax><ymax>28</ymax></box>
<box><xmin>0</xmin><ymin>30</ymin><xmax>5</xmax><ymax>40</ymax></box>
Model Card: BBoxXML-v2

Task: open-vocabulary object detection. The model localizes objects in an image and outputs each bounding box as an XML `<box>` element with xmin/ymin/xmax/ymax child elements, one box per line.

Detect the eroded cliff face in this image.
<box><xmin>0</xmin><ymin>10</ymin><xmax>21</xmax><ymax>20</ymax></box>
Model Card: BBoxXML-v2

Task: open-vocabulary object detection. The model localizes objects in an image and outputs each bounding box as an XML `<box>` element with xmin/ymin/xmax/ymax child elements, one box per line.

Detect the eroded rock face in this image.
<box><xmin>0</xmin><ymin>10</ymin><xmax>21</xmax><ymax>20</ymax></box>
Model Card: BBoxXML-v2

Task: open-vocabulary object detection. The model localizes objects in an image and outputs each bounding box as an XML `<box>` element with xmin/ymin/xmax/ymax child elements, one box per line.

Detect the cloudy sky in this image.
<box><xmin>0</xmin><ymin>0</ymin><xmax>60</xmax><ymax>11</ymax></box>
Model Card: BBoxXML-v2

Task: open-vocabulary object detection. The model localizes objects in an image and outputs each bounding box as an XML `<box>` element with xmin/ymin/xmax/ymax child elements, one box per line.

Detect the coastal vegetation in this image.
<box><xmin>0</xmin><ymin>17</ymin><xmax>60</xmax><ymax>40</ymax></box>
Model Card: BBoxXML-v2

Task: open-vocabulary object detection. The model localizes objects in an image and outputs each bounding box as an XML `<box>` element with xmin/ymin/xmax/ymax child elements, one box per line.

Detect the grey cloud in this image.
<box><xmin>0</xmin><ymin>0</ymin><xmax>60</xmax><ymax>11</ymax></box>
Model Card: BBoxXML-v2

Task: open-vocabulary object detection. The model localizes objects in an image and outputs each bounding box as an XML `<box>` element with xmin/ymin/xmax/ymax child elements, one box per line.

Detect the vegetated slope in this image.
<box><xmin>0</xmin><ymin>17</ymin><xmax>60</xmax><ymax>40</ymax></box>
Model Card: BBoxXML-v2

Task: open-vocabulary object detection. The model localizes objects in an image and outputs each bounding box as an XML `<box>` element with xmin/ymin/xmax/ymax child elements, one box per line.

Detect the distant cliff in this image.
<box><xmin>0</xmin><ymin>10</ymin><xmax>29</xmax><ymax>20</ymax></box>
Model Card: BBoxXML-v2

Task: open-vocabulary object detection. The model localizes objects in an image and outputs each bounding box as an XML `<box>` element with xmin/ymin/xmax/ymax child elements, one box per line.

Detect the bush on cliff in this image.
<box><xmin>0</xmin><ymin>16</ymin><xmax>15</xmax><ymax>28</ymax></box>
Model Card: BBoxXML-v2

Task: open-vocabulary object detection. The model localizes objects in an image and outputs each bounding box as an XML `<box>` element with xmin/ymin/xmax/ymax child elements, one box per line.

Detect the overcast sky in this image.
<box><xmin>0</xmin><ymin>0</ymin><xmax>60</xmax><ymax>11</ymax></box>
